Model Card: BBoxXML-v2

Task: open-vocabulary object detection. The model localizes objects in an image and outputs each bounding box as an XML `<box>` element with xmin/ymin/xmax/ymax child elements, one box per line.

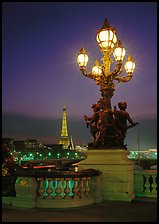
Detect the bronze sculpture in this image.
<box><xmin>84</xmin><ymin>99</ymin><xmax>139</xmax><ymax>149</ymax></box>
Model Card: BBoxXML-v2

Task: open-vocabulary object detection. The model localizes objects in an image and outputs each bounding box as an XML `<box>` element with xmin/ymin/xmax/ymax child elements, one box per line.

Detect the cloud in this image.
<box><xmin>2</xmin><ymin>112</ymin><xmax>157</xmax><ymax>150</ymax></box>
<box><xmin>2</xmin><ymin>112</ymin><xmax>90</xmax><ymax>145</ymax></box>
<box><xmin>125</xmin><ymin>118</ymin><xmax>157</xmax><ymax>150</ymax></box>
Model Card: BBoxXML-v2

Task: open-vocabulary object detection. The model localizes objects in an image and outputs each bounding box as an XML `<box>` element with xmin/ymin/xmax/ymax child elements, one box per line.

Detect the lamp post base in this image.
<box><xmin>78</xmin><ymin>149</ymin><xmax>135</xmax><ymax>202</ymax></box>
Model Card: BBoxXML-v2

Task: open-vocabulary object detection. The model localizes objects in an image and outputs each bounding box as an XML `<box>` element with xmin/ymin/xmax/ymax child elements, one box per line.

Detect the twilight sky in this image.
<box><xmin>2</xmin><ymin>2</ymin><xmax>157</xmax><ymax>150</ymax></box>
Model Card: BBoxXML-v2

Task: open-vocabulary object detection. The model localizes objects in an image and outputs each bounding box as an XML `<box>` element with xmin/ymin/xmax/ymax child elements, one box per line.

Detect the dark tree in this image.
<box><xmin>2</xmin><ymin>144</ymin><xmax>17</xmax><ymax>196</ymax></box>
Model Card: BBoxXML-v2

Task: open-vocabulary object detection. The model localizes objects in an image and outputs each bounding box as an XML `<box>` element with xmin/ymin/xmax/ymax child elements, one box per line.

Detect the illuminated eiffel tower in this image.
<box><xmin>59</xmin><ymin>104</ymin><xmax>70</xmax><ymax>148</ymax></box>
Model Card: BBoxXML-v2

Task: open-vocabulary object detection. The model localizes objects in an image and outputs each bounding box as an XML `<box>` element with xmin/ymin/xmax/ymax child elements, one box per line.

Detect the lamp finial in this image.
<box><xmin>102</xmin><ymin>18</ymin><xmax>110</xmax><ymax>28</ymax></box>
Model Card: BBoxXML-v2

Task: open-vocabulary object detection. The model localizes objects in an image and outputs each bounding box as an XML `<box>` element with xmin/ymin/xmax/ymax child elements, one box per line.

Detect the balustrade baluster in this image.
<box><xmin>85</xmin><ymin>177</ymin><xmax>91</xmax><ymax>197</ymax></box>
<box><xmin>150</xmin><ymin>175</ymin><xmax>157</xmax><ymax>195</ymax></box>
<box><xmin>55</xmin><ymin>178</ymin><xmax>62</xmax><ymax>199</ymax></box>
<box><xmin>72</xmin><ymin>178</ymin><xmax>80</xmax><ymax>198</ymax></box>
<box><xmin>37</xmin><ymin>178</ymin><xmax>45</xmax><ymax>198</ymax></box>
<box><xmin>52</xmin><ymin>179</ymin><xmax>57</xmax><ymax>198</ymax></box>
<box><xmin>64</xmin><ymin>178</ymin><xmax>71</xmax><ymax>199</ymax></box>
<box><xmin>144</xmin><ymin>174</ymin><xmax>150</xmax><ymax>194</ymax></box>
<box><xmin>79</xmin><ymin>177</ymin><xmax>86</xmax><ymax>198</ymax></box>
<box><xmin>46</xmin><ymin>178</ymin><xmax>53</xmax><ymax>199</ymax></box>
<box><xmin>149</xmin><ymin>175</ymin><xmax>153</xmax><ymax>193</ymax></box>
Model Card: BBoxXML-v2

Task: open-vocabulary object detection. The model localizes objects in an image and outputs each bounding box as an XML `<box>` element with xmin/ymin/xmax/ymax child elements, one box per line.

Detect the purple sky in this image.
<box><xmin>2</xmin><ymin>2</ymin><xmax>157</xmax><ymax>150</ymax></box>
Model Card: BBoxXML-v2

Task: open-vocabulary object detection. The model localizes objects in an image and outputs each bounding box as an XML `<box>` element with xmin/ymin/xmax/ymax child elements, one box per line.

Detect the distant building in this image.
<box><xmin>26</xmin><ymin>139</ymin><xmax>43</xmax><ymax>149</ymax></box>
<box><xmin>2</xmin><ymin>137</ymin><xmax>14</xmax><ymax>146</ymax></box>
<box><xmin>2</xmin><ymin>138</ymin><xmax>15</xmax><ymax>152</ymax></box>
<box><xmin>43</xmin><ymin>144</ymin><xmax>63</xmax><ymax>150</ymax></box>
<box><xmin>14</xmin><ymin>141</ymin><xmax>27</xmax><ymax>151</ymax></box>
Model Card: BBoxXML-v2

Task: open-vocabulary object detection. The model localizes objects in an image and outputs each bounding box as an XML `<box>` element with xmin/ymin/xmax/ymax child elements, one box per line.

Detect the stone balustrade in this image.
<box><xmin>2</xmin><ymin>168</ymin><xmax>102</xmax><ymax>208</ymax></box>
<box><xmin>2</xmin><ymin>166</ymin><xmax>157</xmax><ymax>209</ymax></box>
<box><xmin>134</xmin><ymin>169</ymin><xmax>157</xmax><ymax>198</ymax></box>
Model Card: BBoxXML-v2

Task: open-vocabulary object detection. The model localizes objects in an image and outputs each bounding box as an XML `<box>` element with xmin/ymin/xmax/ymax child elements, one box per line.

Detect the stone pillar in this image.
<box><xmin>78</xmin><ymin>149</ymin><xmax>135</xmax><ymax>202</ymax></box>
<box><xmin>12</xmin><ymin>177</ymin><xmax>37</xmax><ymax>208</ymax></box>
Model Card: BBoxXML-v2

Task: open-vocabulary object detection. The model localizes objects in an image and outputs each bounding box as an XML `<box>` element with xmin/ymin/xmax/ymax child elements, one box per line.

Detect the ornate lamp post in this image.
<box><xmin>77</xmin><ymin>18</ymin><xmax>138</xmax><ymax>149</ymax></box>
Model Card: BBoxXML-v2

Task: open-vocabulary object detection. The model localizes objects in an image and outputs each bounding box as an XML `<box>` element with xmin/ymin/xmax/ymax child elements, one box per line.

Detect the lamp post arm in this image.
<box><xmin>109</xmin><ymin>62</ymin><xmax>123</xmax><ymax>79</ymax></box>
<box><xmin>80</xmin><ymin>67</ymin><xmax>95</xmax><ymax>80</ymax></box>
<box><xmin>107</xmin><ymin>61</ymin><xmax>134</xmax><ymax>83</ymax></box>
<box><xmin>115</xmin><ymin>74</ymin><xmax>133</xmax><ymax>83</ymax></box>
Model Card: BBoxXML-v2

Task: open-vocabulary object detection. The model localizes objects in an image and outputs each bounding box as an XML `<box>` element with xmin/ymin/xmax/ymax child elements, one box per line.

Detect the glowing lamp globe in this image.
<box><xmin>125</xmin><ymin>55</ymin><xmax>135</xmax><ymax>74</ymax></box>
<box><xmin>77</xmin><ymin>48</ymin><xmax>88</xmax><ymax>67</ymax></box>
<box><xmin>96</xmin><ymin>18</ymin><xmax>117</xmax><ymax>53</ymax></box>
<box><xmin>92</xmin><ymin>60</ymin><xmax>102</xmax><ymax>76</ymax></box>
<box><xmin>113</xmin><ymin>40</ymin><xmax>126</xmax><ymax>62</ymax></box>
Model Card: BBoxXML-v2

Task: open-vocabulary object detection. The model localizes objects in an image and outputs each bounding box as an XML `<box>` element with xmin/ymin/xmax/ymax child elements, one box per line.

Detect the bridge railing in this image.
<box><xmin>2</xmin><ymin>168</ymin><xmax>102</xmax><ymax>208</ymax></box>
<box><xmin>134</xmin><ymin>169</ymin><xmax>157</xmax><ymax>198</ymax></box>
<box><xmin>2</xmin><ymin>167</ymin><xmax>157</xmax><ymax>208</ymax></box>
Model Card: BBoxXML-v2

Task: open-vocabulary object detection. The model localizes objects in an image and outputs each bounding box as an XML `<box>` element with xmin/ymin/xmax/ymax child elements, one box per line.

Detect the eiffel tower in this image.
<box><xmin>59</xmin><ymin>104</ymin><xmax>70</xmax><ymax>148</ymax></box>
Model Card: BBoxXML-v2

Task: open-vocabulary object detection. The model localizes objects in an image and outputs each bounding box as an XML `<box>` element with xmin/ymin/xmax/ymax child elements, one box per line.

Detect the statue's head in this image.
<box><xmin>118</xmin><ymin>101</ymin><xmax>127</xmax><ymax>110</ymax></box>
<box><xmin>98</xmin><ymin>97</ymin><xmax>108</xmax><ymax>109</ymax></box>
<box><xmin>92</xmin><ymin>103</ymin><xmax>100</xmax><ymax>112</ymax></box>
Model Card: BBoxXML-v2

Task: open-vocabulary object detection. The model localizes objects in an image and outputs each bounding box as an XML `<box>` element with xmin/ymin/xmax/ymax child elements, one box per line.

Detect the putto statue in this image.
<box><xmin>84</xmin><ymin>103</ymin><xmax>100</xmax><ymax>143</ymax></box>
<box><xmin>84</xmin><ymin>99</ymin><xmax>138</xmax><ymax>149</ymax></box>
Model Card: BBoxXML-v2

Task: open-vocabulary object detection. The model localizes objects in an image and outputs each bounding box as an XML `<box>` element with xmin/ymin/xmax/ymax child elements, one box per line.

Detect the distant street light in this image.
<box><xmin>77</xmin><ymin>18</ymin><xmax>138</xmax><ymax>149</ymax></box>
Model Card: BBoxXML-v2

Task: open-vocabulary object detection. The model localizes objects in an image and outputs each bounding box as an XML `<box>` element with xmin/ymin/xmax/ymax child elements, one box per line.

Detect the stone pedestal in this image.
<box><xmin>78</xmin><ymin>149</ymin><xmax>135</xmax><ymax>202</ymax></box>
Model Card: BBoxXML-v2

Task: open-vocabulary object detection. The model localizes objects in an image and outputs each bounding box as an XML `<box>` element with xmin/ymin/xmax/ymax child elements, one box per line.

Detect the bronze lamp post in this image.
<box><xmin>77</xmin><ymin>18</ymin><xmax>138</xmax><ymax>149</ymax></box>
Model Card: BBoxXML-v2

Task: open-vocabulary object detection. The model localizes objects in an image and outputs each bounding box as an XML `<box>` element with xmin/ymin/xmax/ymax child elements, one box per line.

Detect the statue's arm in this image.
<box><xmin>127</xmin><ymin>112</ymin><xmax>139</xmax><ymax>128</ymax></box>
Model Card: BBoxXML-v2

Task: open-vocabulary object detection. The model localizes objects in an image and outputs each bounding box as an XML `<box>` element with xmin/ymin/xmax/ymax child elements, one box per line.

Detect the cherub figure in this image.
<box><xmin>114</xmin><ymin>101</ymin><xmax>139</xmax><ymax>144</ymax></box>
<box><xmin>95</xmin><ymin>97</ymin><xmax>115</xmax><ymax>146</ymax></box>
<box><xmin>84</xmin><ymin>103</ymin><xmax>100</xmax><ymax>142</ymax></box>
